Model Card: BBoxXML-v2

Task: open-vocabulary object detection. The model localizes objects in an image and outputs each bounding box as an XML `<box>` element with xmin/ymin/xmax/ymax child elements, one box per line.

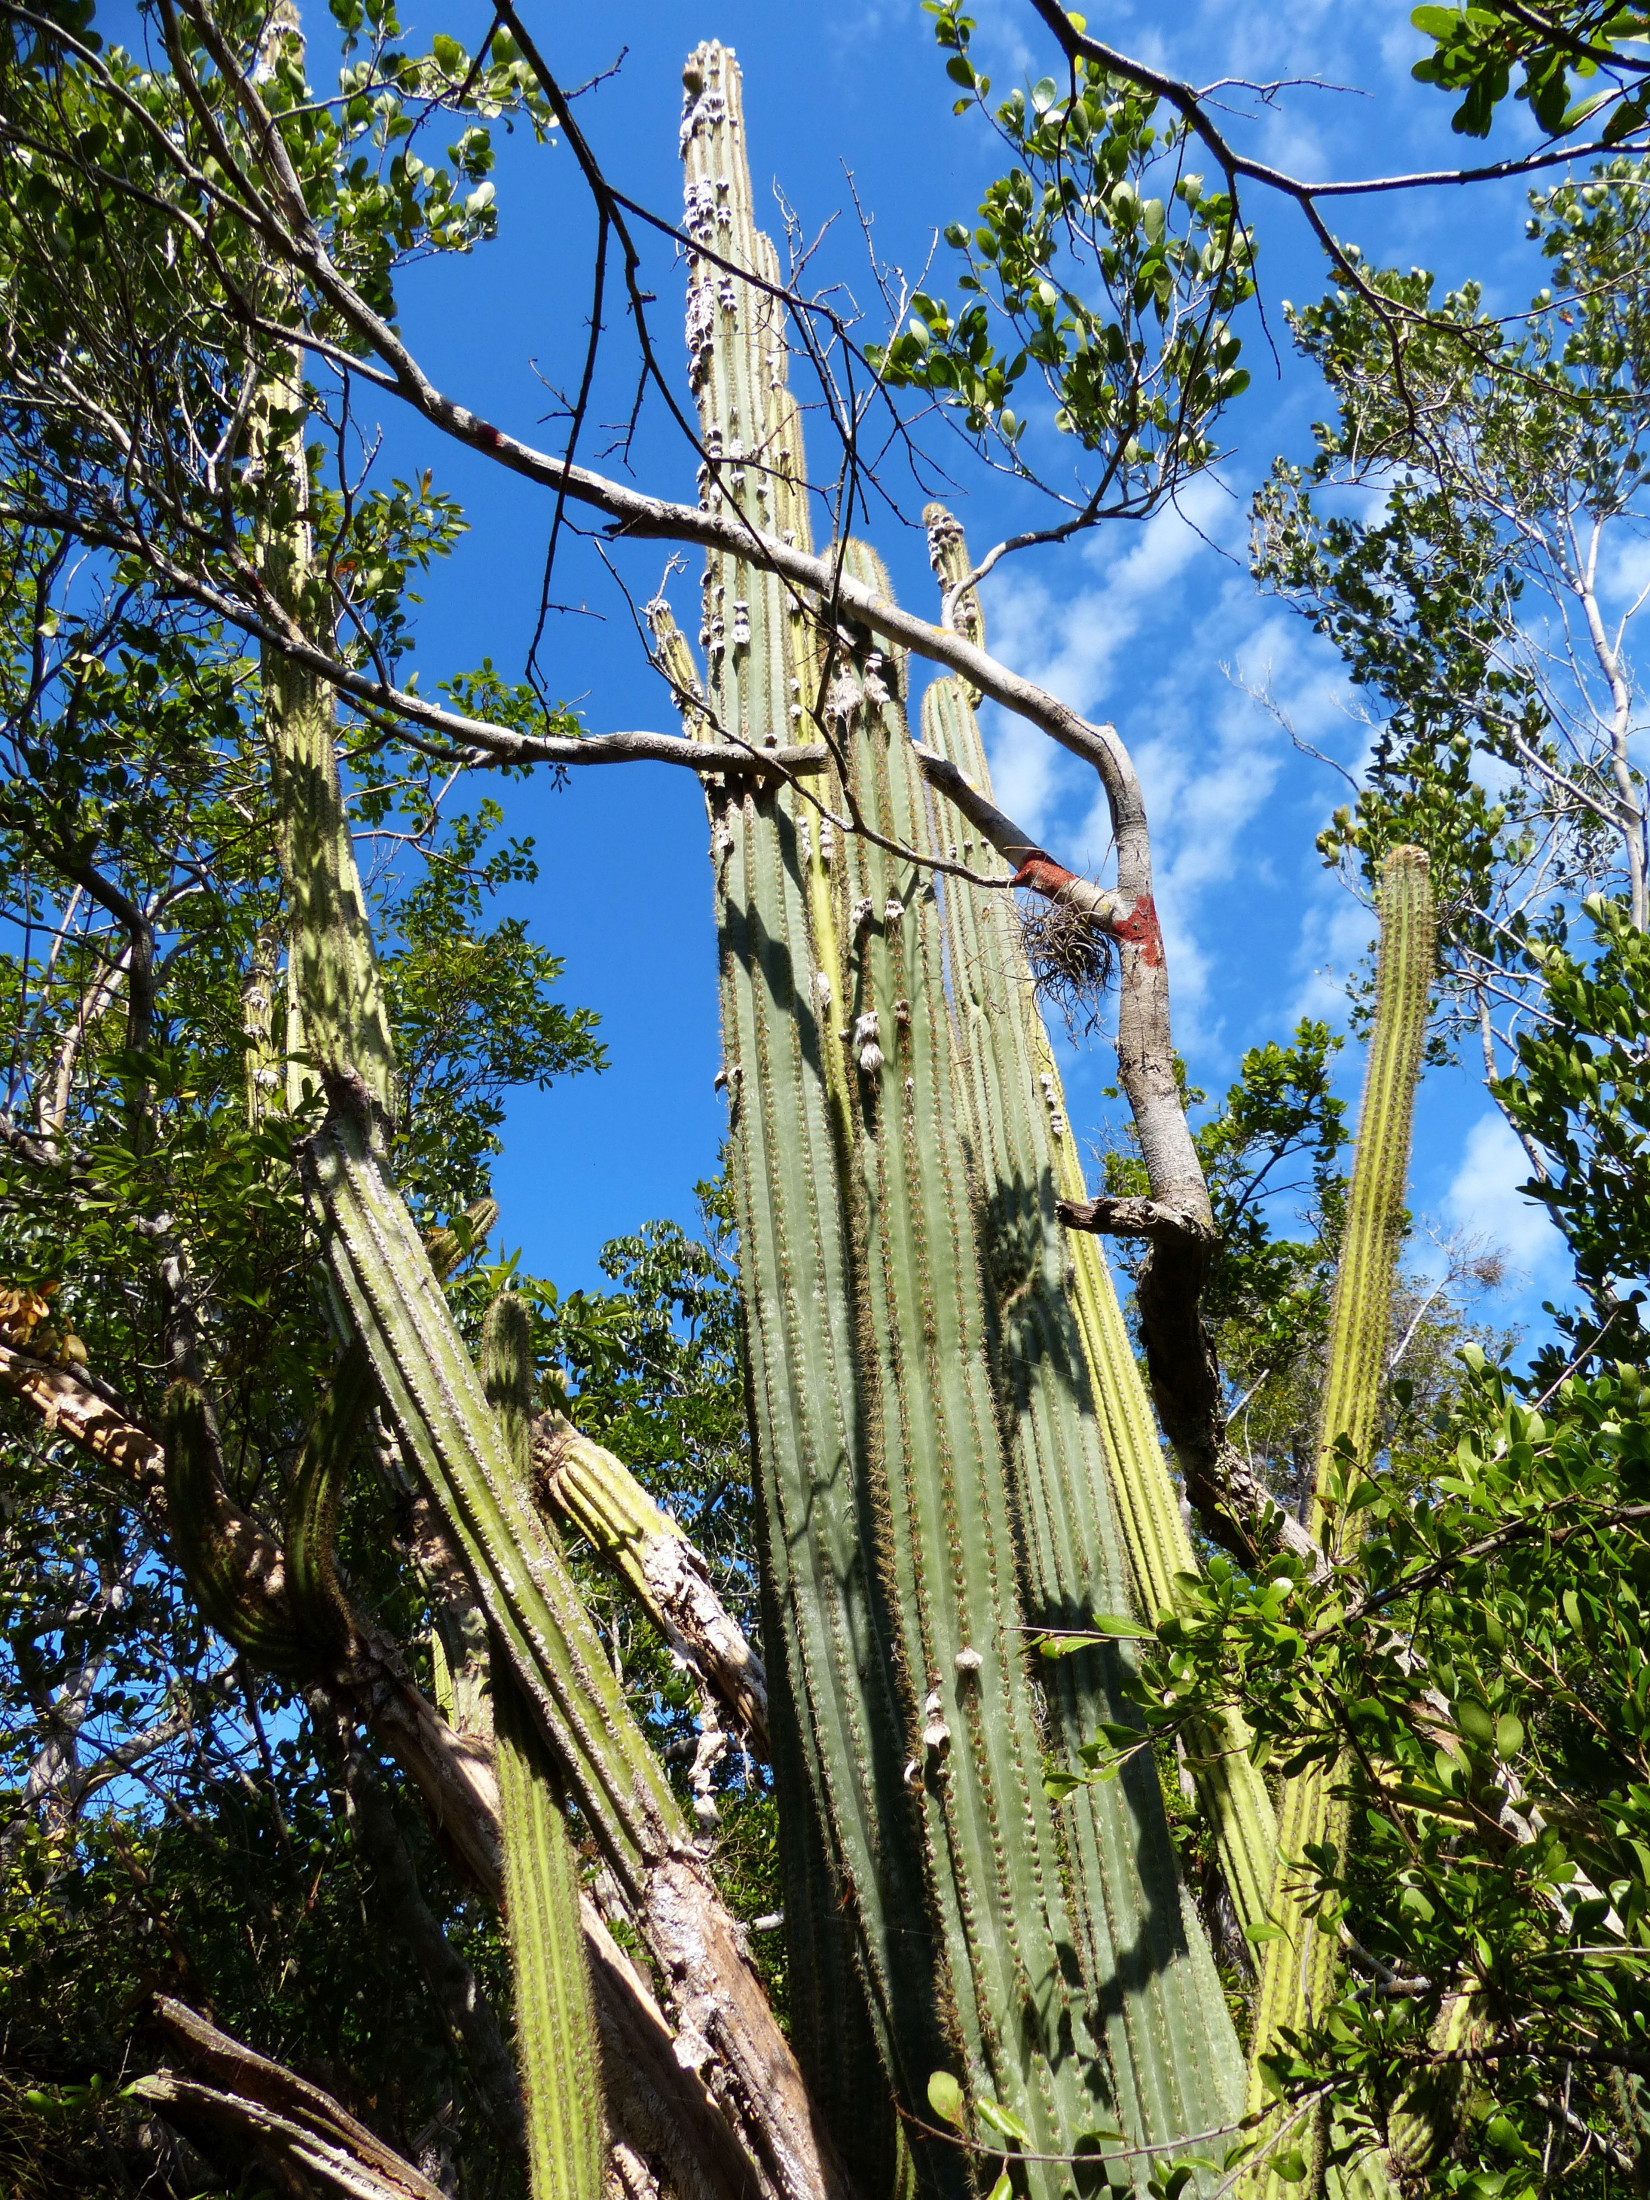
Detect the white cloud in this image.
<box><xmin>965</xmin><ymin>477</ymin><xmax>1371</xmax><ymax>1054</ymax></box>
<box><xmin>1600</xmin><ymin>527</ymin><xmax>1650</xmax><ymax>614</ymax></box>
<box><xmin>1289</xmin><ymin>877</ymin><xmax>1375</xmax><ymax>1022</ymax></box>
<box><xmin>1444</xmin><ymin>1113</ymin><xmax>1567</xmax><ymax>1281</ymax></box>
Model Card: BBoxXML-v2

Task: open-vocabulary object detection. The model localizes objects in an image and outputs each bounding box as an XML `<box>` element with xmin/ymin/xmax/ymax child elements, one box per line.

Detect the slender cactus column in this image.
<box><xmin>483</xmin><ymin>1296</ymin><xmax>606</xmax><ymax>2200</ymax></box>
<box><xmin>827</xmin><ymin>540</ymin><xmax>1104</xmax><ymax>2169</ymax></box>
<box><xmin>251</xmin><ymin>207</ymin><xmax>846</xmax><ymax>2194</ymax></box>
<box><xmin>304</xmin><ymin>1103</ymin><xmax>856</xmax><ymax>2200</ymax></box>
<box><xmin>253</xmin><ymin>344</ymin><xmax>398</xmax><ymax>1123</ymax></box>
<box><xmin>914</xmin><ymin>567</ymin><xmax>1242</xmax><ymax>2146</ymax></box>
<box><xmin>1244</xmin><ymin>849</ymin><xmax>1433</xmax><ymax>2200</ymax></box>
<box><xmin>920</xmin><ymin>507</ymin><xmax>1277</xmax><ymax>1947</ymax></box>
<box><xmin>680</xmin><ymin>47</ymin><xmax>948</xmax><ymax>2196</ymax></box>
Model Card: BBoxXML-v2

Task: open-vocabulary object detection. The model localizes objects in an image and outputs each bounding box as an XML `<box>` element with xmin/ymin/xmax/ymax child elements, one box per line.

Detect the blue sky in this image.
<box><xmin>366</xmin><ymin>0</ymin><xmax>1585</xmax><ymax>1338</ymax></box>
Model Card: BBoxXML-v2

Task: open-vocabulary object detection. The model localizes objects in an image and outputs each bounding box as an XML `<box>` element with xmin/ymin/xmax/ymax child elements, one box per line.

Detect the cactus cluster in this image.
<box><xmin>165</xmin><ymin>36</ymin><xmax>1444</xmax><ymax>2200</ymax></box>
<box><xmin>678</xmin><ymin>44</ymin><xmax>1242</xmax><ymax>2194</ymax></box>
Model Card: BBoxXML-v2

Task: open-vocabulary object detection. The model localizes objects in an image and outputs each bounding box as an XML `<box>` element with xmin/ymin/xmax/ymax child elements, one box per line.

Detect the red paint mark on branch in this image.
<box><xmin>1111</xmin><ymin>893</ymin><xmax>1163</xmax><ymax>967</ymax></box>
<box><xmin>1011</xmin><ymin>853</ymin><xmax>1076</xmax><ymax>897</ymax></box>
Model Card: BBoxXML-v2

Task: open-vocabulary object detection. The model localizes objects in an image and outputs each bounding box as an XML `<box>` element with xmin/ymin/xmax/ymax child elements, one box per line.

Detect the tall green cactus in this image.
<box><xmin>902</xmin><ymin>577</ymin><xmax>1242</xmax><ymax>2157</ymax></box>
<box><xmin>920</xmin><ymin>506</ymin><xmax>1278</xmax><ymax>1949</ymax></box>
<box><xmin>681</xmin><ymin>58</ymin><xmax>932</xmax><ymax>2178</ymax></box>
<box><xmin>1244</xmin><ymin>848</ymin><xmax>1433</xmax><ymax>2200</ymax></box>
<box><xmin>253</xmin><ymin>343</ymin><xmax>397</xmax><ymax>1124</ymax></box>
<box><xmin>681</xmin><ymin>44</ymin><xmax>1240</xmax><ymax>2195</ymax></box>
<box><xmin>255</xmin><ymin>327</ymin><xmax>613</xmax><ymax>2198</ymax></box>
<box><xmin>483</xmin><ymin>1295</ymin><xmax>605</xmax><ymax>2200</ymax></box>
<box><xmin>256</xmin><ymin>289</ymin><xmax>844</xmax><ymax>2200</ymax></box>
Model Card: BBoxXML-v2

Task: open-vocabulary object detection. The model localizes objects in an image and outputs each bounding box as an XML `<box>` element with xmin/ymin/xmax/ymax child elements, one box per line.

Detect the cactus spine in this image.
<box><xmin>920</xmin><ymin>508</ymin><xmax>1279</xmax><ymax>1945</ymax></box>
<box><xmin>483</xmin><ymin>1295</ymin><xmax>605</xmax><ymax>2200</ymax></box>
<box><xmin>1244</xmin><ymin>848</ymin><xmax>1433</xmax><ymax>2199</ymax></box>
<box><xmin>682</xmin><ymin>45</ymin><xmax>1240</xmax><ymax>2192</ymax></box>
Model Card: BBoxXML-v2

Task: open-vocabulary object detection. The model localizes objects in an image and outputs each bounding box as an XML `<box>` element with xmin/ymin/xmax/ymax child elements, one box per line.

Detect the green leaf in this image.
<box><xmin>927</xmin><ymin>2071</ymin><xmax>966</xmax><ymax>2129</ymax></box>
<box><xmin>1458</xmin><ymin>1698</ymin><xmax>1496</xmax><ymax>1747</ymax></box>
<box><xmin>1495</xmin><ymin>1710</ymin><xmax>1525</xmax><ymax>1758</ymax></box>
<box><xmin>976</xmin><ymin>2097</ymin><xmax>1031</xmax><ymax>2145</ymax></box>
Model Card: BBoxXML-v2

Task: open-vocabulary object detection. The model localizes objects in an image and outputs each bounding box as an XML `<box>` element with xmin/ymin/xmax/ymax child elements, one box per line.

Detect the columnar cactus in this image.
<box><xmin>258</xmin><ymin>327</ymin><xmax>844</xmax><ymax>2200</ymax></box>
<box><xmin>533</xmin><ymin>1410</ymin><xmax>770</xmax><ymax>1757</ymax></box>
<box><xmin>679</xmin><ymin>60</ymin><xmax>928</xmax><ymax>2168</ymax></box>
<box><xmin>681</xmin><ymin>44</ymin><xmax>1241</xmax><ymax>2195</ymax></box>
<box><xmin>1244</xmin><ymin>847</ymin><xmax>1433</xmax><ymax>2199</ymax></box>
<box><xmin>304</xmin><ymin>1084</ymin><xmax>848</xmax><ymax>2200</ymax></box>
<box><xmin>920</xmin><ymin>506</ymin><xmax>1278</xmax><ymax>1947</ymax></box>
<box><xmin>254</xmin><ymin>345</ymin><xmax>398</xmax><ymax>1123</ymax></box>
<box><xmin>254</xmin><ymin>340</ymin><xmax>616</xmax><ymax>2200</ymax></box>
<box><xmin>483</xmin><ymin>1294</ymin><xmax>606</xmax><ymax>2200</ymax></box>
<box><xmin>912</xmin><ymin>591</ymin><xmax>1243</xmax><ymax>2144</ymax></box>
